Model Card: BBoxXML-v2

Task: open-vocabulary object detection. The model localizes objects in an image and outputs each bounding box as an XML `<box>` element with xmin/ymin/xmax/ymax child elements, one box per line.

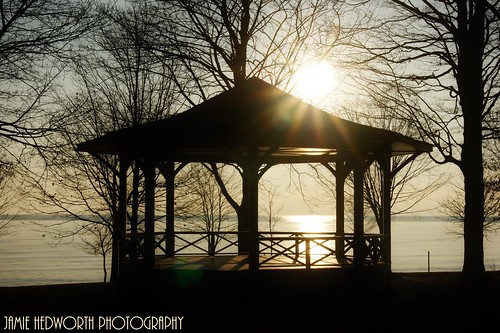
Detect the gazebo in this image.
<box><xmin>77</xmin><ymin>78</ymin><xmax>432</xmax><ymax>279</ymax></box>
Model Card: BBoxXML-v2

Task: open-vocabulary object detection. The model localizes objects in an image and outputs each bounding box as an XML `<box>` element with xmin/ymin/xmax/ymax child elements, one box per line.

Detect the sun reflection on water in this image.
<box><xmin>283</xmin><ymin>215</ymin><xmax>335</xmax><ymax>234</ymax></box>
<box><xmin>281</xmin><ymin>215</ymin><xmax>336</xmax><ymax>263</ymax></box>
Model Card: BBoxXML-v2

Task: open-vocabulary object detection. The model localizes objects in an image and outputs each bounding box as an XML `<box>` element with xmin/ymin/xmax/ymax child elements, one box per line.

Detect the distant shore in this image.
<box><xmin>1</xmin><ymin>271</ymin><xmax>499</xmax><ymax>332</ymax></box>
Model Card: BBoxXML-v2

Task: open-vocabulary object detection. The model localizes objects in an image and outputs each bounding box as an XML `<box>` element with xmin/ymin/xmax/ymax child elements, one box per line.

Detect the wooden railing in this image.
<box><xmin>258</xmin><ymin>232</ymin><xmax>338</xmax><ymax>269</ymax></box>
<box><xmin>343</xmin><ymin>233</ymin><xmax>388</xmax><ymax>265</ymax></box>
<box><xmin>124</xmin><ymin>231</ymin><xmax>242</xmax><ymax>258</ymax></box>
<box><xmin>173</xmin><ymin>231</ymin><xmax>240</xmax><ymax>255</ymax></box>
<box><xmin>123</xmin><ymin>231</ymin><xmax>388</xmax><ymax>268</ymax></box>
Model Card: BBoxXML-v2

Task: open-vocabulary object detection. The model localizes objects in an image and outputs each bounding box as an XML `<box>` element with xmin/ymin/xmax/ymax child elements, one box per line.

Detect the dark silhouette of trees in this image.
<box><xmin>0</xmin><ymin>150</ymin><xmax>17</xmax><ymax>235</ymax></box>
<box><xmin>176</xmin><ymin>164</ymin><xmax>237</xmax><ymax>255</ymax></box>
<box><xmin>260</xmin><ymin>180</ymin><xmax>283</xmax><ymax>233</ymax></box>
<box><xmin>484</xmin><ymin>140</ymin><xmax>500</xmax><ymax>228</ymax></box>
<box><xmin>346</xmin><ymin>103</ymin><xmax>448</xmax><ymax>231</ymax></box>
<box><xmin>301</xmin><ymin>97</ymin><xmax>446</xmax><ymax>234</ymax></box>
<box><xmin>76</xmin><ymin>224</ymin><xmax>112</xmax><ymax>282</ymax></box>
<box><xmin>0</xmin><ymin>0</ymin><xmax>97</xmax><ymax>236</ymax></box>
<box><xmin>0</xmin><ymin>0</ymin><xmax>96</xmax><ymax>153</ymax></box>
<box><xmin>443</xmin><ymin>139</ymin><xmax>500</xmax><ymax>237</ymax></box>
<box><xmin>148</xmin><ymin>0</ymin><xmax>338</xmax><ymax>101</ymax></box>
<box><xmin>32</xmin><ymin>2</ymin><xmax>180</xmax><ymax>281</ymax></box>
<box><xmin>346</xmin><ymin>1</ymin><xmax>500</xmax><ymax>280</ymax></box>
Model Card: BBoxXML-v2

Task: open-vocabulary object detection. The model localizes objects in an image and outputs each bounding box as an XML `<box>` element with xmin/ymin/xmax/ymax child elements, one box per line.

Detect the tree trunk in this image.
<box><xmin>237</xmin><ymin>181</ymin><xmax>249</xmax><ymax>254</ymax></box>
<box><xmin>232</xmin><ymin>0</ymin><xmax>250</xmax><ymax>85</ymax></box>
<box><xmin>110</xmin><ymin>157</ymin><xmax>129</xmax><ymax>283</ymax></box>
<box><xmin>110</xmin><ymin>231</ymin><xmax>119</xmax><ymax>282</ymax></box>
<box><xmin>457</xmin><ymin>1</ymin><xmax>486</xmax><ymax>281</ymax></box>
<box><xmin>102</xmin><ymin>253</ymin><xmax>107</xmax><ymax>283</ymax></box>
<box><xmin>131</xmin><ymin>163</ymin><xmax>140</xmax><ymax>233</ymax></box>
<box><xmin>460</xmin><ymin>98</ymin><xmax>486</xmax><ymax>280</ymax></box>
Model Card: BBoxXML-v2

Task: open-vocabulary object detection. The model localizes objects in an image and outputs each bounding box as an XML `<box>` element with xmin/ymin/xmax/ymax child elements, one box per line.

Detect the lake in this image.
<box><xmin>0</xmin><ymin>216</ymin><xmax>499</xmax><ymax>287</ymax></box>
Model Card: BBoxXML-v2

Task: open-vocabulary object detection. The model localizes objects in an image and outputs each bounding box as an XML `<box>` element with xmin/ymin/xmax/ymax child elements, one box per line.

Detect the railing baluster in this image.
<box><xmin>305</xmin><ymin>239</ymin><xmax>311</xmax><ymax>269</ymax></box>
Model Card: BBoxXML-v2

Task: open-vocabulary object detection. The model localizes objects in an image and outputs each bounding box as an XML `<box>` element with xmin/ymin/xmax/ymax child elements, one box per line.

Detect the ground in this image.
<box><xmin>1</xmin><ymin>271</ymin><xmax>499</xmax><ymax>332</ymax></box>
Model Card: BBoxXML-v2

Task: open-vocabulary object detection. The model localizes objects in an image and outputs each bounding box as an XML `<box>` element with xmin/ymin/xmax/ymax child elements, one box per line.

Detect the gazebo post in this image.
<box><xmin>116</xmin><ymin>156</ymin><xmax>129</xmax><ymax>279</ymax></box>
<box><xmin>143</xmin><ymin>160</ymin><xmax>156</xmax><ymax>267</ymax></box>
<box><xmin>353</xmin><ymin>163</ymin><xmax>365</xmax><ymax>270</ymax></box>
<box><xmin>239</xmin><ymin>176</ymin><xmax>250</xmax><ymax>255</ymax></box>
<box><xmin>165</xmin><ymin>160</ymin><xmax>175</xmax><ymax>257</ymax></box>
<box><xmin>241</xmin><ymin>153</ymin><xmax>260</xmax><ymax>271</ymax></box>
<box><xmin>381</xmin><ymin>155</ymin><xmax>392</xmax><ymax>268</ymax></box>
<box><xmin>335</xmin><ymin>160</ymin><xmax>346</xmax><ymax>263</ymax></box>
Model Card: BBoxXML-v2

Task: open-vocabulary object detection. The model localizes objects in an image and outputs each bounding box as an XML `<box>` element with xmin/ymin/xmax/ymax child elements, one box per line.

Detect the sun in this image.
<box><xmin>291</xmin><ymin>60</ymin><xmax>339</xmax><ymax>105</ymax></box>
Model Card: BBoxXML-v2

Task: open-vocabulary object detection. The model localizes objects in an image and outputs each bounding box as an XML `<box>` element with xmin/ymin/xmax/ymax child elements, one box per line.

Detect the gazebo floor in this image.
<box><xmin>153</xmin><ymin>254</ymin><xmax>349</xmax><ymax>271</ymax></box>
<box><xmin>122</xmin><ymin>255</ymin><xmax>390</xmax><ymax>293</ymax></box>
<box><xmin>154</xmin><ymin>255</ymin><xmax>249</xmax><ymax>271</ymax></box>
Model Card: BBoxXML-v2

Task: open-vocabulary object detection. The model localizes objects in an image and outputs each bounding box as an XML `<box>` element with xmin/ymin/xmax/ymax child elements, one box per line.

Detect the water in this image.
<box><xmin>278</xmin><ymin>215</ymin><xmax>500</xmax><ymax>273</ymax></box>
<box><xmin>0</xmin><ymin>216</ymin><xmax>499</xmax><ymax>287</ymax></box>
<box><xmin>0</xmin><ymin>220</ymin><xmax>104</xmax><ymax>287</ymax></box>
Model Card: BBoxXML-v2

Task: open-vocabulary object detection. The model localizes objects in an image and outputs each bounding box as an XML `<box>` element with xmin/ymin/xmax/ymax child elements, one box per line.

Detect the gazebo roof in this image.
<box><xmin>77</xmin><ymin>77</ymin><xmax>432</xmax><ymax>163</ymax></box>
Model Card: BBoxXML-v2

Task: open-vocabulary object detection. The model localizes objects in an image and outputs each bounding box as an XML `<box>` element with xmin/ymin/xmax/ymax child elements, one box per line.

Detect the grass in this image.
<box><xmin>1</xmin><ymin>271</ymin><xmax>499</xmax><ymax>332</ymax></box>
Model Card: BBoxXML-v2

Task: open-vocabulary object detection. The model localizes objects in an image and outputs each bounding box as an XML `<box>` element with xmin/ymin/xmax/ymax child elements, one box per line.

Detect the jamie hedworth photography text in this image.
<box><xmin>3</xmin><ymin>315</ymin><xmax>184</xmax><ymax>331</ymax></box>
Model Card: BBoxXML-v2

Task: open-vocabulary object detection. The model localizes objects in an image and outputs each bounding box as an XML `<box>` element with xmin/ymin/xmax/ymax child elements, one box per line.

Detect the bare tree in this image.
<box><xmin>484</xmin><ymin>138</ymin><xmax>500</xmax><ymax>228</ymax></box>
<box><xmin>259</xmin><ymin>180</ymin><xmax>283</xmax><ymax>256</ymax></box>
<box><xmin>442</xmin><ymin>182</ymin><xmax>500</xmax><ymax>237</ymax></box>
<box><xmin>0</xmin><ymin>0</ymin><xmax>97</xmax><ymax>153</ymax></box>
<box><xmin>301</xmin><ymin>99</ymin><xmax>446</xmax><ymax>235</ymax></box>
<box><xmin>76</xmin><ymin>223</ymin><xmax>113</xmax><ymax>282</ymax></box>
<box><xmin>148</xmin><ymin>0</ymin><xmax>339</xmax><ymax>101</ymax></box>
<box><xmin>443</xmin><ymin>139</ymin><xmax>500</xmax><ymax>238</ymax></box>
<box><xmin>260</xmin><ymin>180</ymin><xmax>283</xmax><ymax>233</ymax></box>
<box><xmin>0</xmin><ymin>146</ymin><xmax>17</xmax><ymax>236</ymax></box>
<box><xmin>176</xmin><ymin>164</ymin><xmax>237</xmax><ymax>255</ymax></box>
<box><xmin>33</xmin><ymin>2</ymin><xmax>179</xmax><ymax>281</ymax></box>
<box><xmin>0</xmin><ymin>0</ymin><xmax>97</xmax><ymax>238</ymax></box>
<box><xmin>344</xmin><ymin>0</ymin><xmax>500</xmax><ymax>281</ymax></box>
<box><xmin>345</xmin><ymin>102</ymin><xmax>448</xmax><ymax>230</ymax></box>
